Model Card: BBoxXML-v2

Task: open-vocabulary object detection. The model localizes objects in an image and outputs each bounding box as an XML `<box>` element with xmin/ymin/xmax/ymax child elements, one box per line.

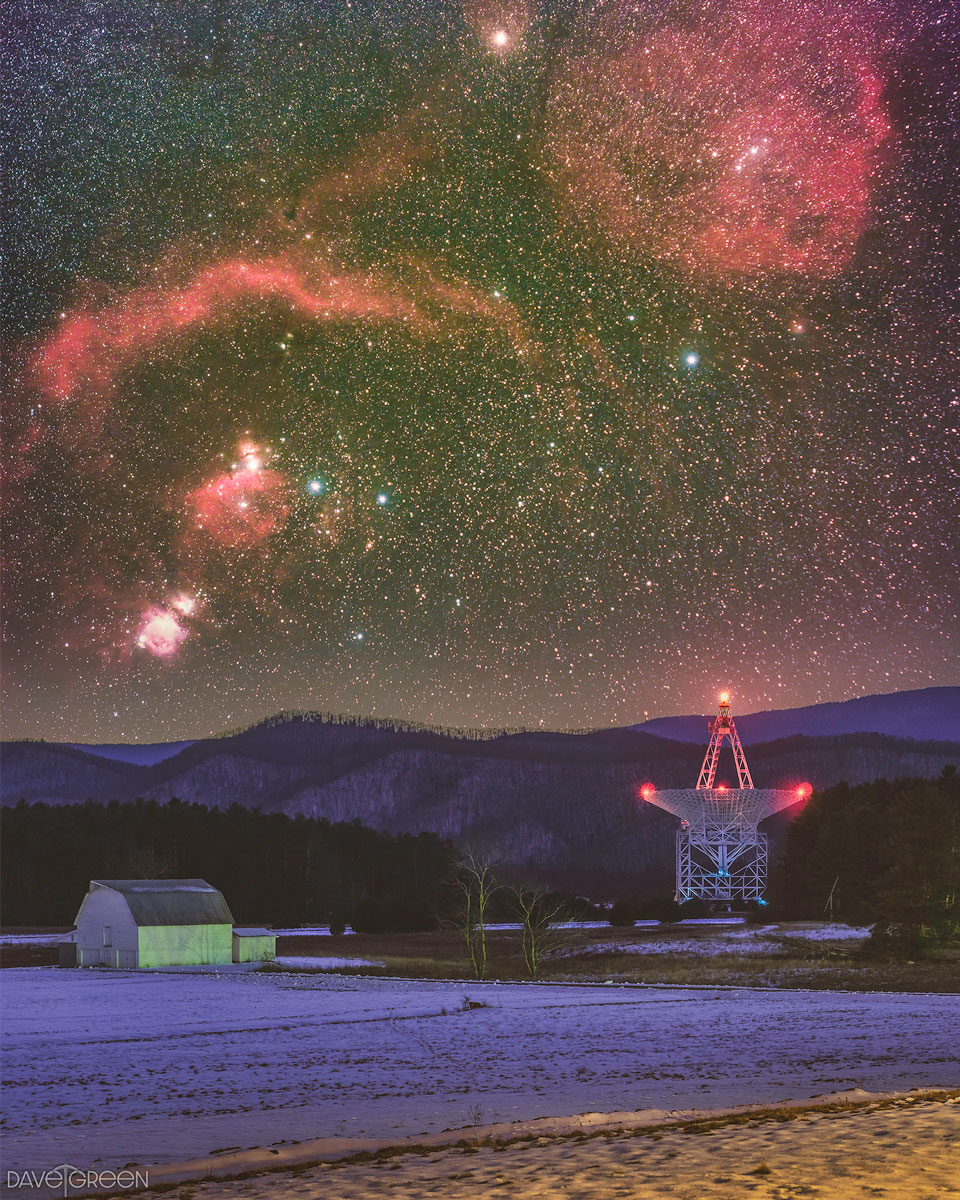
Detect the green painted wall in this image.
<box><xmin>232</xmin><ymin>934</ymin><xmax>276</xmax><ymax>962</ymax></box>
<box><xmin>138</xmin><ymin>924</ymin><xmax>232</xmax><ymax>967</ymax></box>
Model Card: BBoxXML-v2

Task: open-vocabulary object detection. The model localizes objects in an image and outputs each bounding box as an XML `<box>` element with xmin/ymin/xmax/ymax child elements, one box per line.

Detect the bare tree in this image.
<box><xmin>456</xmin><ymin>850</ymin><xmax>500</xmax><ymax>980</ymax></box>
<box><xmin>511</xmin><ymin>882</ymin><xmax>570</xmax><ymax>978</ymax></box>
<box><xmin>126</xmin><ymin>846</ymin><xmax>173</xmax><ymax>880</ymax></box>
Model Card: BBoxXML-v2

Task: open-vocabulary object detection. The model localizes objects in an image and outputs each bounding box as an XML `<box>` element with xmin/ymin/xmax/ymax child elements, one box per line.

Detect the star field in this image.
<box><xmin>2</xmin><ymin>0</ymin><xmax>958</xmax><ymax>741</ymax></box>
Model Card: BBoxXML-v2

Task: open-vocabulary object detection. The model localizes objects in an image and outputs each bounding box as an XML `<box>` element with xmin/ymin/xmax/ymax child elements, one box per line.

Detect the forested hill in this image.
<box><xmin>3</xmin><ymin>715</ymin><xmax>958</xmax><ymax>896</ymax></box>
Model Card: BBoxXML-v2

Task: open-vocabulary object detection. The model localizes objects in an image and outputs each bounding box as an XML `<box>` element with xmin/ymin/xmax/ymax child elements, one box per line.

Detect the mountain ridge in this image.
<box><xmin>3</xmin><ymin>704</ymin><xmax>957</xmax><ymax>895</ymax></box>
<box><xmin>51</xmin><ymin>686</ymin><xmax>960</xmax><ymax>763</ymax></box>
<box><xmin>635</xmin><ymin>686</ymin><xmax>960</xmax><ymax>743</ymax></box>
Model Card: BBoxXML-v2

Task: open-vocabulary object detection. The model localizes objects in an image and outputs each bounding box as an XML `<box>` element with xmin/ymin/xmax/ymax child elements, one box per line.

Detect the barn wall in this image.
<box><xmin>138</xmin><ymin>924</ymin><xmax>232</xmax><ymax>967</ymax></box>
<box><xmin>75</xmin><ymin>887</ymin><xmax>139</xmax><ymax>967</ymax></box>
<box><xmin>232</xmin><ymin>934</ymin><xmax>276</xmax><ymax>962</ymax></box>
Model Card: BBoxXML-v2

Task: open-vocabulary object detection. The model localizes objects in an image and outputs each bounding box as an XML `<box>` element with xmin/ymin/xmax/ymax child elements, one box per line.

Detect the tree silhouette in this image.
<box><xmin>0</xmin><ymin>799</ymin><xmax>459</xmax><ymax>928</ymax></box>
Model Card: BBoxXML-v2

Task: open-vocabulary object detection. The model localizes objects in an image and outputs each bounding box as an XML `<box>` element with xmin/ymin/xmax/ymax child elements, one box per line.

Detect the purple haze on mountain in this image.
<box><xmin>66</xmin><ymin>741</ymin><xmax>195</xmax><ymax>765</ymax></box>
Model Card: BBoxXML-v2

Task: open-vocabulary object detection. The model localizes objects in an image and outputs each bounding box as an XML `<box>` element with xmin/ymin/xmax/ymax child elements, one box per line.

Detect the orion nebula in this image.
<box><xmin>1</xmin><ymin>0</ymin><xmax>957</xmax><ymax>740</ymax></box>
<box><xmin>136</xmin><ymin>607</ymin><xmax>190</xmax><ymax>659</ymax></box>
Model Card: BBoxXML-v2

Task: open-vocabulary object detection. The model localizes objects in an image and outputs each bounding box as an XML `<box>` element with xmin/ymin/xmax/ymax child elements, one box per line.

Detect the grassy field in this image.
<box><xmin>268</xmin><ymin>924</ymin><xmax>960</xmax><ymax>992</ymax></box>
<box><xmin>4</xmin><ymin>922</ymin><xmax>958</xmax><ymax>990</ymax></box>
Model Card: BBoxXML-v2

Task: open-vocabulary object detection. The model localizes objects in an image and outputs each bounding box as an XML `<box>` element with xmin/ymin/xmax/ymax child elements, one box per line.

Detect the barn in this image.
<box><xmin>74</xmin><ymin>879</ymin><xmax>237</xmax><ymax>968</ymax></box>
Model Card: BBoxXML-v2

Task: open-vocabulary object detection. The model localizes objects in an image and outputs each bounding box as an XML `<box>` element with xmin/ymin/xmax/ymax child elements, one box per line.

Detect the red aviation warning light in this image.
<box><xmin>639</xmin><ymin>783</ymin><xmax>656</xmax><ymax>801</ymax></box>
<box><xmin>796</xmin><ymin>782</ymin><xmax>813</xmax><ymax>800</ymax></box>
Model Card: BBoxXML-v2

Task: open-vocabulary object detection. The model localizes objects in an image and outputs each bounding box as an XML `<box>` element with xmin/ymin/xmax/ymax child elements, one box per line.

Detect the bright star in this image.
<box><xmin>684</xmin><ymin>352</ymin><xmax>700</xmax><ymax>367</ymax></box>
<box><xmin>376</xmin><ymin>492</ymin><xmax>389</xmax><ymax>506</ymax></box>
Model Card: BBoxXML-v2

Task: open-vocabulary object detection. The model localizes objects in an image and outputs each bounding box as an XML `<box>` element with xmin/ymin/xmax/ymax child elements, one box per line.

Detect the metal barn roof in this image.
<box><xmin>90</xmin><ymin>880</ymin><xmax>234</xmax><ymax>927</ymax></box>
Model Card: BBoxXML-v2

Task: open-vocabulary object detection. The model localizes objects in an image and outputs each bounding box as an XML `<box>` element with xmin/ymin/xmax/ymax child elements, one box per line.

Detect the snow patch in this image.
<box><xmin>270</xmin><ymin>925</ymin><xmax>355</xmax><ymax>937</ymax></box>
<box><xmin>273</xmin><ymin>956</ymin><xmax>385</xmax><ymax>970</ymax></box>
<box><xmin>566</xmin><ymin>923</ymin><xmax>870</xmax><ymax>958</ymax></box>
<box><xmin>0</xmin><ymin>933</ymin><xmax>72</xmax><ymax>946</ymax></box>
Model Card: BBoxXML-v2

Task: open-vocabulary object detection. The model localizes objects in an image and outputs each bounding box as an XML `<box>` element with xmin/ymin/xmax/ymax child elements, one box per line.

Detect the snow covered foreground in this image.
<box><xmin>2</xmin><ymin>969</ymin><xmax>957</xmax><ymax>1176</ymax></box>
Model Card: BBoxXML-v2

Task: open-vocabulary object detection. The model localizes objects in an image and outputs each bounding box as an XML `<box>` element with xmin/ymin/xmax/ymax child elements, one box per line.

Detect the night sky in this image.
<box><xmin>3</xmin><ymin>0</ymin><xmax>958</xmax><ymax>742</ymax></box>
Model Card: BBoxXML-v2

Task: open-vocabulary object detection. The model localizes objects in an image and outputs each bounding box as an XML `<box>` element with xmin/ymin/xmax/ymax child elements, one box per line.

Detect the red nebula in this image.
<box><xmin>30</xmin><ymin>251</ymin><xmax>535</xmax><ymax>409</ymax></box>
<box><xmin>293</xmin><ymin>122</ymin><xmax>435</xmax><ymax>227</ymax></box>
<box><xmin>136</xmin><ymin>607</ymin><xmax>189</xmax><ymax>658</ymax></box>
<box><xmin>546</xmin><ymin>0</ymin><xmax>891</xmax><ymax>278</ymax></box>
<box><xmin>31</xmin><ymin>255</ymin><xmax>428</xmax><ymax>403</ymax></box>
<box><xmin>186</xmin><ymin>465</ymin><xmax>291</xmax><ymax>547</ymax></box>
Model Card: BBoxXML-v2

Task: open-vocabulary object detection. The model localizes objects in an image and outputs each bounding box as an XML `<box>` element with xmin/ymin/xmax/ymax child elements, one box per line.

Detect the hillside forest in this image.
<box><xmin>2</xmin><ymin>770</ymin><xmax>957</xmax><ymax>958</ymax></box>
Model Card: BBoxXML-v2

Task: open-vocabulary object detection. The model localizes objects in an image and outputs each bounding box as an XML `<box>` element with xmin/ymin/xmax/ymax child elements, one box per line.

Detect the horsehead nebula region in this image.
<box><xmin>186</xmin><ymin>441</ymin><xmax>291</xmax><ymax>548</ymax></box>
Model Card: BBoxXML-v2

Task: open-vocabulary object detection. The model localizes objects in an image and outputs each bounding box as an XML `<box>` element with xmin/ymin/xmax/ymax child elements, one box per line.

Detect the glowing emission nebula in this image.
<box><xmin>1</xmin><ymin>0</ymin><xmax>957</xmax><ymax>740</ymax></box>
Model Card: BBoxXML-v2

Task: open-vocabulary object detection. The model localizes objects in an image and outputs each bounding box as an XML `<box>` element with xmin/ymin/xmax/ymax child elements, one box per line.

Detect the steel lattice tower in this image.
<box><xmin>696</xmin><ymin>694</ymin><xmax>753</xmax><ymax>790</ymax></box>
<box><xmin>642</xmin><ymin>694</ymin><xmax>807</xmax><ymax>906</ymax></box>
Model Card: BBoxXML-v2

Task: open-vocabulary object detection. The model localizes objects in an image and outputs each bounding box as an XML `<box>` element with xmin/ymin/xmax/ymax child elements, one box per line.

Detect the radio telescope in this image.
<box><xmin>642</xmin><ymin>694</ymin><xmax>808</xmax><ymax>905</ymax></box>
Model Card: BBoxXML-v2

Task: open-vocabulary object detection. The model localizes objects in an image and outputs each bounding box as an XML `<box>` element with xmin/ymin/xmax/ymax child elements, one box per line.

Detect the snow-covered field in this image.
<box><xmin>2</xmin><ymin>968</ymin><xmax>957</xmax><ymax>1177</ymax></box>
<box><xmin>566</xmin><ymin>922</ymin><xmax>872</xmax><ymax>958</ymax></box>
<box><xmin>772</xmin><ymin>923</ymin><xmax>870</xmax><ymax>941</ymax></box>
<box><xmin>147</xmin><ymin>1095</ymin><xmax>960</xmax><ymax>1200</ymax></box>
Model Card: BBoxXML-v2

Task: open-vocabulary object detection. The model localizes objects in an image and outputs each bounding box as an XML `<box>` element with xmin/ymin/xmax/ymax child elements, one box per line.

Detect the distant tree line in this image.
<box><xmin>0</xmin><ymin>799</ymin><xmax>459</xmax><ymax>928</ymax></box>
<box><xmin>223</xmin><ymin>710</ymin><xmax>600</xmax><ymax>742</ymax></box>
<box><xmin>773</xmin><ymin>769</ymin><xmax>959</xmax><ymax>955</ymax></box>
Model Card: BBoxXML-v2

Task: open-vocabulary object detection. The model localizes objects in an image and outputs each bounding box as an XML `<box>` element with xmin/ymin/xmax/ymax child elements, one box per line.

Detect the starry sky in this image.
<box><xmin>2</xmin><ymin>0</ymin><xmax>958</xmax><ymax>742</ymax></box>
